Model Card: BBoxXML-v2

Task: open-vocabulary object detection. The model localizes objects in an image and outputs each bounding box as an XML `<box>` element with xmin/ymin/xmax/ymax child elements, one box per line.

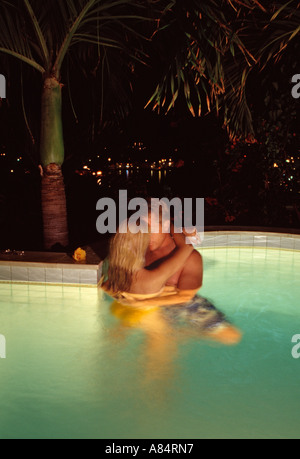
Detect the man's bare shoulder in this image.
<box><xmin>187</xmin><ymin>250</ymin><xmax>203</xmax><ymax>269</ymax></box>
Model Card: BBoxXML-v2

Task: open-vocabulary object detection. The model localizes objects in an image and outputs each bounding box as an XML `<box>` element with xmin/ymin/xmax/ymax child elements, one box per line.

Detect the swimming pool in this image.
<box><xmin>0</xmin><ymin>245</ymin><xmax>299</xmax><ymax>439</ymax></box>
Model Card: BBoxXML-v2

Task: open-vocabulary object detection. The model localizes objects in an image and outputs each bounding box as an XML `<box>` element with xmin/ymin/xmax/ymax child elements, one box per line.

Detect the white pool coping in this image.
<box><xmin>199</xmin><ymin>231</ymin><xmax>300</xmax><ymax>251</ymax></box>
<box><xmin>0</xmin><ymin>231</ymin><xmax>299</xmax><ymax>286</ymax></box>
<box><xmin>0</xmin><ymin>260</ymin><xmax>102</xmax><ymax>287</ymax></box>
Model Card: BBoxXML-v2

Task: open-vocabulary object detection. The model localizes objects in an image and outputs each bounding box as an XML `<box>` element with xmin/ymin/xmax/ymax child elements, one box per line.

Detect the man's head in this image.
<box><xmin>147</xmin><ymin>199</ymin><xmax>171</xmax><ymax>252</ymax></box>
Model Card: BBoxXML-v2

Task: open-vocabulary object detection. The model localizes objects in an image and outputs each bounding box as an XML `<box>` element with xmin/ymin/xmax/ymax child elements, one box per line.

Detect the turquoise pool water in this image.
<box><xmin>0</xmin><ymin>247</ymin><xmax>299</xmax><ymax>439</ymax></box>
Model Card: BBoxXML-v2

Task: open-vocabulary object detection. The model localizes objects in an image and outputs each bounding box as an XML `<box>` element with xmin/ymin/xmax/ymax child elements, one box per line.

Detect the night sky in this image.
<box><xmin>0</xmin><ymin>6</ymin><xmax>299</xmax><ymax>251</ymax></box>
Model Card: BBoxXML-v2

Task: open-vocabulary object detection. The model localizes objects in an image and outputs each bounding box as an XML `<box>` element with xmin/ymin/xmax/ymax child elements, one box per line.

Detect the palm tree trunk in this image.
<box><xmin>40</xmin><ymin>77</ymin><xmax>69</xmax><ymax>250</ymax></box>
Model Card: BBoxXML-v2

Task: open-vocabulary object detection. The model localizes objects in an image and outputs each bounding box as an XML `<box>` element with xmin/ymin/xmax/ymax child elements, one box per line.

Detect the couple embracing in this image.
<box><xmin>100</xmin><ymin>200</ymin><xmax>241</xmax><ymax>345</ymax></box>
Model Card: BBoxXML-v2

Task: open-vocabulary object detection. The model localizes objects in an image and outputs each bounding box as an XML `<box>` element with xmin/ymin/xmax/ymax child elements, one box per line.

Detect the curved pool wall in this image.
<box><xmin>199</xmin><ymin>230</ymin><xmax>300</xmax><ymax>250</ymax></box>
<box><xmin>0</xmin><ymin>231</ymin><xmax>299</xmax><ymax>286</ymax></box>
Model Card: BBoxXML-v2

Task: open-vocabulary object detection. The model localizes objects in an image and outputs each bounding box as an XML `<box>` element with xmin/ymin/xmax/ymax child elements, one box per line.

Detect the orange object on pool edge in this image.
<box><xmin>73</xmin><ymin>248</ymin><xmax>87</xmax><ymax>262</ymax></box>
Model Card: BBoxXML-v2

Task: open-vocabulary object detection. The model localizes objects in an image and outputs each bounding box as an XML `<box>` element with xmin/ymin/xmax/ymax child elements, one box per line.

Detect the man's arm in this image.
<box><xmin>177</xmin><ymin>250</ymin><xmax>203</xmax><ymax>290</ymax></box>
<box><xmin>133</xmin><ymin>234</ymin><xmax>194</xmax><ymax>294</ymax></box>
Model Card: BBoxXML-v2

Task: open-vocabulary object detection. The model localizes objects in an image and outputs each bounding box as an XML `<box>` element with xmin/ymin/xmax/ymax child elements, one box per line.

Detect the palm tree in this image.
<box><xmin>0</xmin><ymin>0</ymin><xmax>151</xmax><ymax>249</ymax></box>
<box><xmin>146</xmin><ymin>0</ymin><xmax>299</xmax><ymax>140</ymax></box>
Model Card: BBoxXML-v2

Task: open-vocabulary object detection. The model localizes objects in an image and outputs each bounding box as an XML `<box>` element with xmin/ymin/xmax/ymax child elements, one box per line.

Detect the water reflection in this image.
<box><xmin>98</xmin><ymin>291</ymin><xmax>242</xmax><ymax>408</ymax></box>
<box><xmin>110</xmin><ymin>300</ymin><xmax>178</xmax><ymax>377</ymax></box>
<box><xmin>158</xmin><ymin>170</ymin><xmax>162</xmax><ymax>184</ymax></box>
<box><xmin>115</xmin><ymin>168</ymin><xmax>170</xmax><ymax>185</ymax></box>
<box><xmin>101</xmin><ymin>298</ymin><xmax>180</xmax><ymax>408</ymax></box>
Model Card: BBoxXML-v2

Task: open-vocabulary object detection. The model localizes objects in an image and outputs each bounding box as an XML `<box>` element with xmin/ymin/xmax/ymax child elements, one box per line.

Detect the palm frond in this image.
<box><xmin>0</xmin><ymin>0</ymin><xmax>153</xmax><ymax>75</ymax></box>
<box><xmin>146</xmin><ymin>0</ymin><xmax>299</xmax><ymax>139</ymax></box>
<box><xmin>23</xmin><ymin>0</ymin><xmax>49</xmax><ymax>67</ymax></box>
<box><xmin>54</xmin><ymin>0</ymin><xmax>98</xmax><ymax>77</ymax></box>
<box><xmin>0</xmin><ymin>0</ymin><xmax>46</xmax><ymax>73</ymax></box>
<box><xmin>146</xmin><ymin>0</ymin><xmax>263</xmax><ymax>138</ymax></box>
<box><xmin>258</xmin><ymin>1</ymin><xmax>300</xmax><ymax>66</ymax></box>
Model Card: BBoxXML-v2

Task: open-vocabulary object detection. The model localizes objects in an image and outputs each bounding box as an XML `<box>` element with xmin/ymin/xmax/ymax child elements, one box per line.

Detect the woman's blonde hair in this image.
<box><xmin>107</xmin><ymin>220</ymin><xmax>150</xmax><ymax>294</ymax></box>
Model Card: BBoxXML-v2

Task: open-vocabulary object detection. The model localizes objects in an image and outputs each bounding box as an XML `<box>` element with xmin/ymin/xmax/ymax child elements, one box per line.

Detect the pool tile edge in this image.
<box><xmin>199</xmin><ymin>231</ymin><xmax>300</xmax><ymax>251</ymax></box>
<box><xmin>0</xmin><ymin>261</ymin><xmax>102</xmax><ymax>287</ymax></box>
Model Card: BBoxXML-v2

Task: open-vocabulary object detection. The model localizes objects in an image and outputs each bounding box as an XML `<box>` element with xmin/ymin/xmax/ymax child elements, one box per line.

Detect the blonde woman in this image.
<box><xmin>102</xmin><ymin>221</ymin><xmax>197</xmax><ymax>303</ymax></box>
